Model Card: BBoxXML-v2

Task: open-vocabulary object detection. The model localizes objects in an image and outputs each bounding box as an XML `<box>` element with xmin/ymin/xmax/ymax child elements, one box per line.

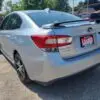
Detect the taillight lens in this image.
<box><xmin>31</xmin><ymin>35</ymin><xmax>72</xmax><ymax>52</ymax></box>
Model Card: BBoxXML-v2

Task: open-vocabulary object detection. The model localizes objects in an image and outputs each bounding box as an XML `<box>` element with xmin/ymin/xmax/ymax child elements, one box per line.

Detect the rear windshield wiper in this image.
<box><xmin>42</xmin><ymin>19</ymin><xmax>89</xmax><ymax>29</ymax></box>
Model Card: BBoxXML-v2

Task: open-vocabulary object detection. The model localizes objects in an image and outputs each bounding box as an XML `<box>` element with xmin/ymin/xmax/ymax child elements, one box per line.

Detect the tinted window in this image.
<box><xmin>6</xmin><ymin>14</ymin><xmax>22</xmax><ymax>30</ymax></box>
<box><xmin>0</xmin><ymin>16</ymin><xmax>10</xmax><ymax>30</ymax></box>
<box><xmin>27</xmin><ymin>11</ymin><xmax>81</xmax><ymax>27</ymax></box>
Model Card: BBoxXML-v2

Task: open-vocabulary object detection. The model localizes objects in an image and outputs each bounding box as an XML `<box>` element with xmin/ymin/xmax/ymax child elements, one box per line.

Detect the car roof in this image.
<box><xmin>12</xmin><ymin>10</ymin><xmax>68</xmax><ymax>16</ymax></box>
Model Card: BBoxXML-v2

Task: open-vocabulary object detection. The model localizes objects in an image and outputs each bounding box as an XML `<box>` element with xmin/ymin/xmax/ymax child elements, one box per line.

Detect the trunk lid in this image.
<box><xmin>52</xmin><ymin>22</ymin><xmax>99</xmax><ymax>59</ymax></box>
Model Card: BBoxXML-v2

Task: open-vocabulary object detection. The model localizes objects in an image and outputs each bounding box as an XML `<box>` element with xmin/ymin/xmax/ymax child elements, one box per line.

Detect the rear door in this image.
<box><xmin>1</xmin><ymin>14</ymin><xmax>22</xmax><ymax>59</ymax></box>
<box><xmin>53</xmin><ymin>22</ymin><xmax>99</xmax><ymax>59</ymax></box>
<box><xmin>0</xmin><ymin>15</ymin><xmax>10</xmax><ymax>55</ymax></box>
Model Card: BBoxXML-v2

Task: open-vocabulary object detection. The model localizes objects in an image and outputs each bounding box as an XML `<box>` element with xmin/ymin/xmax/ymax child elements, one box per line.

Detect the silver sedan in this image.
<box><xmin>0</xmin><ymin>9</ymin><xmax>100</xmax><ymax>85</ymax></box>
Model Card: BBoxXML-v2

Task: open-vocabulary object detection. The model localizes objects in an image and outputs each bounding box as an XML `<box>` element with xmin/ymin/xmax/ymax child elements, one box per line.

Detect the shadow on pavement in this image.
<box><xmin>1</xmin><ymin>53</ymin><xmax>100</xmax><ymax>100</ymax></box>
<box><xmin>25</xmin><ymin>65</ymin><xmax>100</xmax><ymax>100</ymax></box>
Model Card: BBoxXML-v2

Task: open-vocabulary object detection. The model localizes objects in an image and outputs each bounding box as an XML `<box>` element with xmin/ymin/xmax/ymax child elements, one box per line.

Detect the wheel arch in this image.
<box><xmin>13</xmin><ymin>50</ymin><xmax>18</xmax><ymax>59</ymax></box>
<box><xmin>13</xmin><ymin>49</ymin><xmax>31</xmax><ymax>82</ymax></box>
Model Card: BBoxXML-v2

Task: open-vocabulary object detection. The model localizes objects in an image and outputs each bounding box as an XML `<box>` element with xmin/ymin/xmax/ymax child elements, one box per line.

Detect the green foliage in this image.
<box><xmin>0</xmin><ymin>0</ymin><xmax>3</xmax><ymax>10</ymax></box>
<box><xmin>6</xmin><ymin>0</ymin><xmax>24</xmax><ymax>12</ymax></box>
<box><xmin>74</xmin><ymin>1</ymin><xmax>86</xmax><ymax>13</ymax></box>
<box><xmin>6</xmin><ymin>0</ymin><xmax>71</xmax><ymax>13</ymax></box>
<box><xmin>22</xmin><ymin>0</ymin><xmax>42</xmax><ymax>10</ymax></box>
<box><xmin>12</xmin><ymin>1</ymin><xmax>24</xmax><ymax>11</ymax></box>
<box><xmin>55</xmin><ymin>0</ymin><xmax>71</xmax><ymax>12</ymax></box>
<box><xmin>20</xmin><ymin>0</ymin><xmax>71</xmax><ymax>12</ymax></box>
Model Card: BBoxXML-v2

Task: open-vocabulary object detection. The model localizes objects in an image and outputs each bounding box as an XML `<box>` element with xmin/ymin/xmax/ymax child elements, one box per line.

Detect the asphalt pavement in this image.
<box><xmin>0</xmin><ymin>55</ymin><xmax>100</xmax><ymax>100</ymax></box>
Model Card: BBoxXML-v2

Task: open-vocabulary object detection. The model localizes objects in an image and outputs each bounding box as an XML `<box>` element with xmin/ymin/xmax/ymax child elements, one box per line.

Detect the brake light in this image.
<box><xmin>31</xmin><ymin>35</ymin><xmax>72</xmax><ymax>52</ymax></box>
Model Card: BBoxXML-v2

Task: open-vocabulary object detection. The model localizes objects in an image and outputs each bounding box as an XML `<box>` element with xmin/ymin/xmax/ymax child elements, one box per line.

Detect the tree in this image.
<box><xmin>0</xmin><ymin>0</ymin><xmax>3</xmax><ymax>10</ymax></box>
<box><xmin>5</xmin><ymin>0</ymin><xmax>71</xmax><ymax>13</ymax></box>
<box><xmin>22</xmin><ymin>0</ymin><xmax>42</xmax><ymax>10</ymax></box>
<box><xmin>22</xmin><ymin>0</ymin><xmax>71</xmax><ymax>12</ymax></box>
<box><xmin>74</xmin><ymin>1</ymin><xmax>86</xmax><ymax>13</ymax></box>
<box><xmin>11</xmin><ymin>1</ymin><xmax>24</xmax><ymax>11</ymax></box>
<box><xmin>55</xmin><ymin>0</ymin><xmax>71</xmax><ymax>12</ymax></box>
<box><xmin>5</xmin><ymin>0</ymin><xmax>24</xmax><ymax>12</ymax></box>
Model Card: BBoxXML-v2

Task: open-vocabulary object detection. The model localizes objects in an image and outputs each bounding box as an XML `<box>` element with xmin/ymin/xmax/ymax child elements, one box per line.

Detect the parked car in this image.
<box><xmin>0</xmin><ymin>9</ymin><xmax>100</xmax><ymax>86</ymax></box>
<box><xmin>90</xmin><ymin>10</ymin><xmax>100</xmax><ymax>23</ymax></box>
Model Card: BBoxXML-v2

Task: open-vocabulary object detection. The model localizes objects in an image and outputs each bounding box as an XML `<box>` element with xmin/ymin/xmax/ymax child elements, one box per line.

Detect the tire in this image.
<box><xmin>14</xmin><ymin>52</ymin><xmax>30</xmax><ymax>84</ymax></box>
<box><xmin>0</xmin><ymin>44</ymin><xmax>2</xmax><ymax>54</ymax></box>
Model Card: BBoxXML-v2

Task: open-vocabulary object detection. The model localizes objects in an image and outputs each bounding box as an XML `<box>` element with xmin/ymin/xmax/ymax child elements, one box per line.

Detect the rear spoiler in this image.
<box><xmin>53</xmin><ymin>19</ymin><xmax>90</xmax><ymax>27</ymax></box>
<box><xmin>42</xmin><ymin>19</ymin><xmax>92</xmax><ymax>29</ymax></box>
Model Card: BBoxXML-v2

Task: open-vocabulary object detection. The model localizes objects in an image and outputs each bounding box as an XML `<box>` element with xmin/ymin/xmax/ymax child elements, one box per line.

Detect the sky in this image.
<box><xmin>1</xmin><ymin>0</ymin><xmax>19</xmax><ymax>11</ymax></box>
<box><xmin>12</xmin><ymin>0</ymin><xmax>19</xmax><ymax>3</ymax></box>
<box><xmin>7</xmin><ymin>0</ymin><xmax>19</xmax><ymax>3</ymax></box>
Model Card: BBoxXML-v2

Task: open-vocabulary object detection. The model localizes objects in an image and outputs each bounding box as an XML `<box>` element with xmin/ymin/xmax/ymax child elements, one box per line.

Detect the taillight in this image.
<box><xmin>31</xmin><ymin>35</ymin><xmax>72</xmax><ymax>52</ymax></box>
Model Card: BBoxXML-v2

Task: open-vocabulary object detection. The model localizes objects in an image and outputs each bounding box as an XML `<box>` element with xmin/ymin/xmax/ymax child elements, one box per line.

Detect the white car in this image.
<box><xmin>0</xmin><ymin>10</ymin><xmax>100</xmax><ymax>85</ymax></box>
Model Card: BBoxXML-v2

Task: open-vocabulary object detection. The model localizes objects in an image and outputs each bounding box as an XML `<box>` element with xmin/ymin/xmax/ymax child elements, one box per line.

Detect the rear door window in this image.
<box><xmin>0</xmin><ymin>16</ymin><xmax>10</xmax><ymax>30</ymax></box>
<box><xmin>7</xmin><ymin>14</ymin><xmax>22</xmax><ymax>30</ymax></box>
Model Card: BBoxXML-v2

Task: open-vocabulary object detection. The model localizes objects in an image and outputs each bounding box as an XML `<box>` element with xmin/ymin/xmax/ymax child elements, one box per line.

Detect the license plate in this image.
<box><xmin>80</xmin><ymin>35</ymin><xmax>94</xmax><ymax>47</ymax></box>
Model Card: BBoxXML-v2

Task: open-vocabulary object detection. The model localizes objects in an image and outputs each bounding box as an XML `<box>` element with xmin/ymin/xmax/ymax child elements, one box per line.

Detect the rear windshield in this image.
<box><xmin>27</xmin><ymin>11</ymin><xmax>81</xmax><ymax>27</ymax></box>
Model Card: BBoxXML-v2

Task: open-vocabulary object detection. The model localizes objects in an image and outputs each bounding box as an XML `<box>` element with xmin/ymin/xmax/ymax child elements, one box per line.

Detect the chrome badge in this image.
<box><xmin>88</xmin><ymin>27</ymin><xmax>93</xmax><ymax>32</ymax></box>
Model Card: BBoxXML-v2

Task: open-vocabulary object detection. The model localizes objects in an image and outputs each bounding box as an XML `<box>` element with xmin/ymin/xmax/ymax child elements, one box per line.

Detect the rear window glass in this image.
<box><xmin>27</xmin><ymin>11</ymin><xmax>81</xmax><ymax>27</ymax></box>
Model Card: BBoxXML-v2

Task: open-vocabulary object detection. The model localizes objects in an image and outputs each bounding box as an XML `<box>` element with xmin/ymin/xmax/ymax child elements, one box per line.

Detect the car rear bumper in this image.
<box><xmin>35</xmin><ymin>48</ymin><xmax>100</xmax><ymax>82</ymax></box>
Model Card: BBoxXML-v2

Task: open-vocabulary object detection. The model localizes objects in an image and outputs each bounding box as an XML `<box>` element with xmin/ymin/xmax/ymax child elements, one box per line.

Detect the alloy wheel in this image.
<box><xmin>14</xmin><ymin>54</ymin><xmax>26</xmax><ymax>82</ymax></box>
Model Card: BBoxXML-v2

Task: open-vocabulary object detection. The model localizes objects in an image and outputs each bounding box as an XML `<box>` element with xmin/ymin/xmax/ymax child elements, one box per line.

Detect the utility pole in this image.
<box><xmin>87</xmin><ymin>0</ymin><xmax>89</xmax><ymax>14</ymax></box>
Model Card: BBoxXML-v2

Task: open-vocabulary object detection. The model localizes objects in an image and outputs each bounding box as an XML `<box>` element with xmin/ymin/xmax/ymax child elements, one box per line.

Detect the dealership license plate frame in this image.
<box><xmin>80</xmin><ymin>35</ymin><xmax>94</xmax><ymax>48</ymax></box>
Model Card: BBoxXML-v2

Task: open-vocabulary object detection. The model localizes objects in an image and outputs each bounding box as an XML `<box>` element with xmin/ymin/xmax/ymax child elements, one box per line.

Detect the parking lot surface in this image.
<box><xmin>0</xmin><ymin>55</ymin><xmax>100</xmax><ymax>100</ymax></box>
